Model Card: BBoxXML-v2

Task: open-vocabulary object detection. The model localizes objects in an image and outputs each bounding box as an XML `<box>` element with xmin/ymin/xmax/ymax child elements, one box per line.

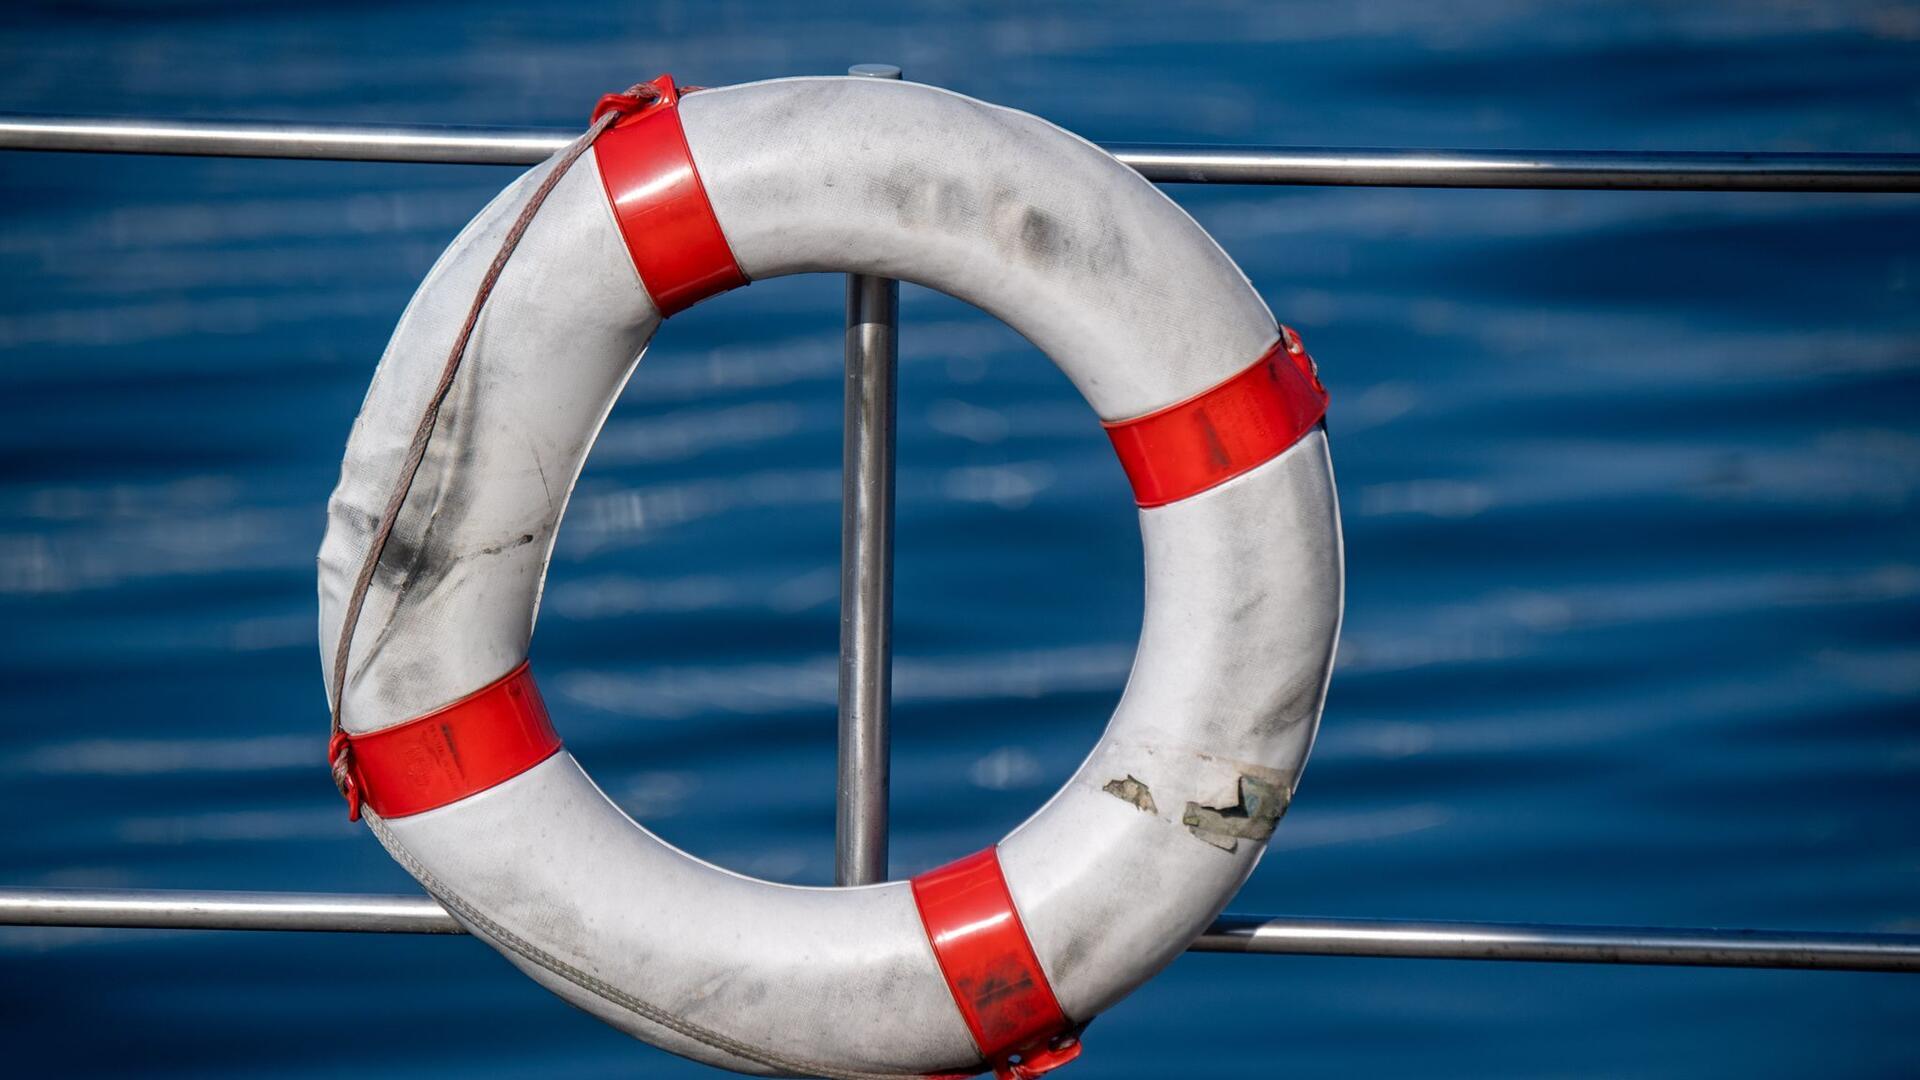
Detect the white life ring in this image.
<box><xmin>318</xmin><ymin>75</ymin><xmax>1342</xmax><ymax>1079</ymax></box>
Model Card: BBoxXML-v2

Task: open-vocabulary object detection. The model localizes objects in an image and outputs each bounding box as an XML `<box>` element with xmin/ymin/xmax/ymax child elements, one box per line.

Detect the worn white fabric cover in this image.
<box><xmin>318</xmin><ymin>76</ymin><xmax>1342</xmax><ymax>1077</ymax></box>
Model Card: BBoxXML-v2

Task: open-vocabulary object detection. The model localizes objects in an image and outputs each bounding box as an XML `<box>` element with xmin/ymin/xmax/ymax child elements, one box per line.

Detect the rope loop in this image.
<box><xmin>591</xmin><ymin>80</ymin><xmax>664</xmax><ymax>124</ymax></box>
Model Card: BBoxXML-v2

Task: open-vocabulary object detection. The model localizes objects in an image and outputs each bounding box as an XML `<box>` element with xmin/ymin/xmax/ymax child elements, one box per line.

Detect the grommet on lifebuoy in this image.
<box><xmin>318</xmin><ymin>74</ymin><xmax>1341</xmax><ymax>1079</ymax></box>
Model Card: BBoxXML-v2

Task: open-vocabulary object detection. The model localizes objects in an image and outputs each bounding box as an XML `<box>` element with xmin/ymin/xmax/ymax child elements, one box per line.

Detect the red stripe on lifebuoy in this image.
<box><xmin>593</xmin><ymin>75</ymin><xmax>747</xmax><ymax>316</ymax></box>
<box><xmin>343</xmin><ymin>661</ymin><xmax>560</xmax><ymax>819</ymax></box>
<box><xmin>912</xmin><ymin>848</ymin><xmax>1083</xmax><ymax>1079</ymax></box>
<box><xmin>1103</xmin><ymin>325</ymin><xmax>1328</xmax><ymax>508</ymax></box>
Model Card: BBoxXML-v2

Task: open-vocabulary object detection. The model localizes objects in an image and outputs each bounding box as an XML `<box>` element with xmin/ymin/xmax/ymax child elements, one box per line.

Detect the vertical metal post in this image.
<box><xmin>836</xmin><ymin>62</ymin><xmax>903</xmax><ymax>887</ymax></box>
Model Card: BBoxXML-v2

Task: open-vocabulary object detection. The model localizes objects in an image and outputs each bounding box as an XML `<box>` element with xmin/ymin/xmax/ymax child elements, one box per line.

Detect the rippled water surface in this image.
<box><xmin>2</xmin><ymin>3</ymin><xmax>1917</xmax><ymax>1076</ymax></box>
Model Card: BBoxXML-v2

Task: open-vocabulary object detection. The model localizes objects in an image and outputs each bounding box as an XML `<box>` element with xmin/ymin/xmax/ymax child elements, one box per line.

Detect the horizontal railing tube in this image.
<box><xmin>1193</xmin><ymin>914</ymin><xmax>1920</xmax><ymax>973</ymax></box>
<box><xmin>1107</xmin><ymin>145</ymin><xmax>1920</xmax><ymax>192</ymax></box>
<box><xmin>0</xmin><ymin>115</ymin><xmax>567</xmax><ymax>165</ymax></box>
<box><xmin>0</xmin><ymin>887</ymin><xmax>463</xmax><ymax>934</ymax></box>
<box><xmin>4</xmin><ymin>888</ymin><xmax>1917</xmax><ymax>972</ymax></box>
<box><xmin>2</xmin><ymin>115</ymin><xmax>1917</xmax><ymax>191</ymax></box>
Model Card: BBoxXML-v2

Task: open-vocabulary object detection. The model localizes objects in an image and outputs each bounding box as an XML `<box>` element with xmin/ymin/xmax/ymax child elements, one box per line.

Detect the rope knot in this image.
<box><xmin>591</xmin><ymin>76</ymin><xmax>677</xmax><ymax>125</ymax></box>
<box><xmin>329</xmin><ymin>730</ymin><xmax>362</xmax><ymax>821</ymax></box>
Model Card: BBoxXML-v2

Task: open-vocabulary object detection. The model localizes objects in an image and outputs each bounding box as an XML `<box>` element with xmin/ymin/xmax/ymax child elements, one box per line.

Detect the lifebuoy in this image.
<box><xmin>318</xmin><ymin>75</ymin><xmax>1342</xmax><ymax>1079</ymax></box>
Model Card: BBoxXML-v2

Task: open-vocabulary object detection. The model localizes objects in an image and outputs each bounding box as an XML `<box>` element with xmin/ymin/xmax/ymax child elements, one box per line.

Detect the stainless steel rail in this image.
<box><xmin>5</xmin><ymin>888</ymin><xmax>1916</xmax><ymax>972</ymax></box>
<box><xmin>0</xmin><ymin>888</ymin><xmax>465</xmax><ymax>934</ymax></box>
<box><xmin>835</xmin><ymin>63</ymin><xmax>903</xmax><ymax>887</ymax></box>
<box><xmin>0</xmin><ymin>114</ymin><xmax>567</xmax><ymax>165</ymax></box>
<box><xmin>3</xmin><ymin>114</ymin><xmax>1917</xmax><ymax>191</ymax></box>
<box><xmin>1108</xmin><ymin>145</ymin><xmax>1920</xmax><ymax>191</ymax></box>
<box><xmin>1193</xmin><ymin>914</ymin><xmax>1920</xmax><ymax>972</ymax></box>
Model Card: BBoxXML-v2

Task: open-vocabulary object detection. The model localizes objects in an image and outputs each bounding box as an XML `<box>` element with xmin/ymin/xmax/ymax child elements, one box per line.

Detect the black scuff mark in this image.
<box><xmin>470</xmin><ymin>532</ymin><xmax>535</xmax><ymax>558</ymax></box>
<box><xmin>525</xmin><ymin>432</ymin><xmax>557</xmax><ymax>517</ymax></box>
<box><xmin>1183</xmin><ymin>776</ymin><xmax>1288</xmax><ymax>853</ymax></box>
<box><xmin>1197</xmin><ymin>413</ymin><xmax>1231</xmax><ymax>468</ymax></box>
<box><xmin>349</xmin><ymin>359</ymin><xmax>486</xmax><ymax>694</ymax></box>
<box><xmin>1226</xmin><ymin>586</ymin><xmax>1268</xmax><ymax>625</ymax></box>
<box><xmin>1248</xmin><ymin>663</ymin><xmax>1330</xmax><ymax>743</ymax></box>
<box><xmin>350</xmin><ymin>499</ymin><xmax>449</xmax><ymax>685</ymax></box>
<box><xmin>368</xmin><ymin>364</ymin><xmax>484</xmax><ymax>606</ymax></box>
<box><xmin>438</xmin><ymin>721</ymin><xmax>463</xmax><ymax>773</ymax></box>
<box><xmin>1018</xmin><ymin>206</ymin><xmax>1061</xmax><ymax>265</ymax></box>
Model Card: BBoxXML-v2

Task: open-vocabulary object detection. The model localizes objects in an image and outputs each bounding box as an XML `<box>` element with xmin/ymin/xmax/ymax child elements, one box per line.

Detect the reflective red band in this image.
<box><xmin>1103</xmin><ymin>325</ymin><xmax>1328</xmax><ymax>508</ymax></box>
<box><xmin>341</xmin><ymin>661</ymin><xmax>560</xmax><ymax>819</ymax></box>
<box><xmin>592</xmin><ymin>74</ymin><xmax>746</xmax><ymax>316</ymax></box>
<box><xmin>912</xmin><ymin>848</ymin><xmax>1083</xmax><ymax>1080</ymax></box>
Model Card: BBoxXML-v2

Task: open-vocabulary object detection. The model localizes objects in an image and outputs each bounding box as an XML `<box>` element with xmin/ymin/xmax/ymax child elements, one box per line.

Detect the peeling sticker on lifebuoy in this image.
<box><xmin>1101</xmin><ymin>775</ymin><xmax>1158</xmax><ymax>814</ymax></box>
<box><xmin>1182</xmin><ymin>776</ymin><xmax>1287</xmax><ymax>852</ymax></box>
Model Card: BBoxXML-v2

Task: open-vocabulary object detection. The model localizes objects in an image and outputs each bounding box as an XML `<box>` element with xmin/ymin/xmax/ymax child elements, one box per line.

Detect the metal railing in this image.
<box><xmin>5</xmin><ymin>887</ymin><xmax>1915</xmax><ymax>973</ymax></box>
<box><xmin>3</xmin><ymin>68</ymin><xmax>1917</xmax><ymax>976</ymax></box>
<box><xmin>3</xmin><ymin>113</ymin><xmax>1919</xmax><ymax>191</ymax></box>
<box><xmin>836</xmin><ymin>62</ymin><xmax>905</xmax><ymax>886</ymax></box>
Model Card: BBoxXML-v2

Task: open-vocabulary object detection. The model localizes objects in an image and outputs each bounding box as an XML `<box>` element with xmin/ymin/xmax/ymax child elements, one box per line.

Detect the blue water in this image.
<box><xmin>2</xmin><ymin>3</ymin><xmax>1917</xmax><ymax>1076</ymax></box>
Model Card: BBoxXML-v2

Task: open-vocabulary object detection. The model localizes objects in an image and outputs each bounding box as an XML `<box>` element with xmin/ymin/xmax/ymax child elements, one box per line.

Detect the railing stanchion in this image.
<box><xmin>835</xmin><ymin>62</ymin><xmax>904</xmax><ymax>887</ymax></box>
